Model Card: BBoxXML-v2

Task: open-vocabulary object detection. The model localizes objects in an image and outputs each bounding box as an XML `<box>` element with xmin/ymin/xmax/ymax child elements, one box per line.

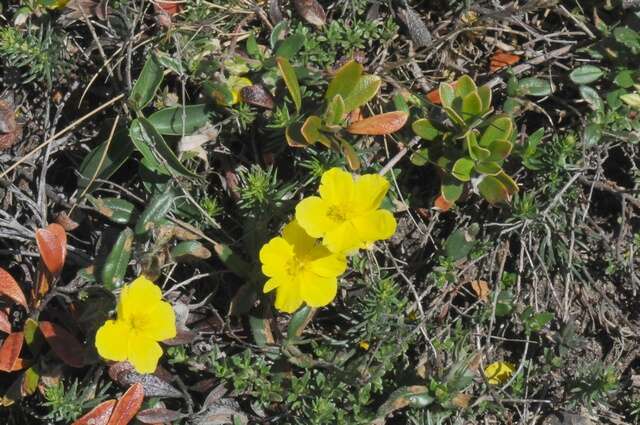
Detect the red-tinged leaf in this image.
<box><xmin>38</xmin><ymin>321</ymin><xmax>84</xmax><ymax>368</ymax></box>
<box><xmin>109</xmin><ymin>362</ymin><xmax>182</xmax><ymax>398</ymax></box>
<box><xmin>489</xmin><ymin>51</ymin><xmax>520</xmax><ymax>72</ymax></box>
<box><xmin>0</xmin><ymin>99</ymin><xmax>21</xmax><ymax>150</ymax></box>
<box><xmin>240</xmin><ymin>85</ymin><xmax>274</xmax><ymax>109</ymax></box>
<box><xmin>156</xmin><ymin>0</ymin><xmax>181</xmax><ymax>15</ymax></box>
<box><xmin>0</xmin><ymin>267</ymin><xmax>28</xmax><ymax>309</ymax></box>
<box><xmin>294</xmin><ymin>0</ymin><xmax>326</xmax><ymax>27</ymax></box>
<box><xmin>0</xmin><ymin>310</ymin><xmax>11</xmax><ymax>334</ymax></box>
<box><xmin>35</xmin><ymin>224</ymin><xmax>66</xmax><ymax>275</ymax></box>
<box><xmin>107</xmin><ymin>383</ymin><xmax>145</xmax><ymax>425</ymax></box>
<box><xmin>72</xmin><ymin>399</ymin><xmax>117</xmax><ymax>425</ymax></box>
<box><xmin>434</xmin><ymin>195</ymin><xmax>454</xmax><ymax>212</ymax></box>
<box><xmin>0</xmin><ymin>332</ymin><xmax>24</xmax><ymax>372</ymax></box>
<box><xmin>136</xmin><ymin>407</ymin><xmax>186</xmax><ymax>424</ymax></box>
<box><xmin>346</xmin><ymin>111</ymin><xmax>408</xmax><ymax>135</ymax></box>
<box><xmin>427</xmin><ymin>81</ymin><xmax>458</xmax><ymax>105</ymax></box>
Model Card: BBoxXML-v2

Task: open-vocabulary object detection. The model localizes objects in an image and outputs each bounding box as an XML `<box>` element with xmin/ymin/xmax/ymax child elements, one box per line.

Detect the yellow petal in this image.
<box><xmin>353</xmin><ymin>174</ymin><xmax>390</xmax><ymax>213</ymax></box>
<box><xmin>484</xmin><ymin>361</ymin><xmax>515</xmax><ymax>385</ymax></box>
<box><xmin>319</xmin><ymin>168</ymin><xmax>354</xmax><ymax>207</ymax></box>
<box><xmin>282</xmin><ymin>220</ymin><xmax>316</xmax><ymax>256</ymax></box>
<box><xmin>259</xmin><ymin>237</ymin><xmax>294</xmax><ymax>277</ymax></box>
<box><xmin>300</xmin><ymin>273</ymin><xmax>338</xmax><ymax>307</ymax></box>
<box><xmin>323</xmin><ymin>221</ymin><xmax>361</xmax><ymax>254</ymax></box>
<box><xmin>127</xmin><ymin>335</ymin><xmax>163</xmax><ymax>374</ymax></box>
<box><xmin>273</xmin><ymin>282</ymin><xmax>303</xmax><ymax>313</ymax></box>
<box><xmin>351</xmin><ymin>210</ymin><xmax>397</xmax><ymax>245</ymax></box>
<box><xmin>119</xmin><ymin>277</ymin><xmax>162</xmax><ymax>321</ymax></box>
<box><xmin>95</xmin><ymin>320</ymin><xmax>130</xmax><ymax>362</ymax></box>
<box><xmin>139</xmin><ymin>301</ymin><xmax>177</xmax><ymax>342</ymax></box>
<box><xmin>295</xmin><ymin>196</ymin><xmax>332</xmax><ymax>238</ymax></box>
<box><xmin>308</xmin><ymin>252</ymin><xmax>346</xmax><ymax>277</ymax></box>
<box><xmin>263</xmin><ymin>278</ymin><xmax>281</xmax><ymax>293</ymax></box>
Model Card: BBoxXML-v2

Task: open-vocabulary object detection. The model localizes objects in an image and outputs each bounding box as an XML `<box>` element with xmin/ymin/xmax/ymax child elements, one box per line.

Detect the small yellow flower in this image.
<box><xmin>295</xmin><ymin>168</ymin><xmax>397</xmax><ymax>254</ymax></box>
<box><xmin>95</xmin><ymin>277</ymin><xmax>176</xmax><ymax>374</ymax></box>
<box><xmin>484</xmin><ymin>361</ymin><xmax>515</xmax><ymax>385</ymax></box>
<box><xmin>359</xmin><ymin>341</ymin><xmax>370</xmax><ymax>350</ymax></box>
<box><xmin>260</xmin><ymin>220</ymin><xmax>347</xmax><ymax>313</ymax></box>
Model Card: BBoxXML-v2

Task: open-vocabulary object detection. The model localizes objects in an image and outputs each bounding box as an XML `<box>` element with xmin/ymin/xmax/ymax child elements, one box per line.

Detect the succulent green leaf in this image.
<box><xmin>135</xmin><ymin>190</ymin><xmax>175</xmax><ymax>236</ymax></box>
<box><xmin>325</xmin><ymin>60</ymin><xmax>363</xmax><ymax>101</ymax></box>
<box><xmin>474</xmin><ymin>161</ymin><xmax>502</xmax><ymax>175</ymax></box>
<box><xmin>275</xmin><ymin>33</ymin><xmax>306</xmax><ymax>59</ymax></box>
<box><xmin>410</xmin><ymin>148</ymin><xmax>429</xmax><ymax>166</ymax></box>
<box><xmin>171</xmin><ymin>241</ymin><xmax>212</xmax><ymax>262</ymax></box>
<box><xmin>465</xmin><ymin>130</ymin><xmax>490</xmax><ymax>161</ymax></box>
<box><xmin>460</xmin><ymin>92</ymin><xmax>483</xmax><ymax>122</ymax></box>
<box><xmin>477</xmin><ymin>85</ymin><xmax>492</xmax><ymax>113</ymax></box>
<box><xmin>454</xmin><ymin>75</ymin><xmax>477</xmax><ymax>98</ymax></box>
<box><xmin>342</xmin><ymin>75</ymin><xmax>382</xmax><ymax>113</ymax></box>
<box><xmin>580</xmin><ymin>85</ymin><xmax>604</xmax><ymax>111</ymax></box>
<box><xmin>452</xmin><ymin>157</ymin><xmax>474</xmax><ymax>182</ymax></box>
<box><xmin>441</xmin><ymin>175</ymin><xmax>463</xmax><ymax>202</ymax></box>
<box><xmin>443</xmin><ymin>106</ymin><xmax>465</xmax><ymax>126</ymax></box>
<box><xmin>89</xmin><ymin>197</ymin><xmax>137</xmax><ymax>224</ymax></box>
<box><xmin>478</xmin><ymin>175</ymin><xmax>510</xmax><ymax>204</ymax></box>
<box><xmin>287</xmin><ymin>305</ymin><xmax>314</xmax><ymax>340</ymax></box>
<box><xmin>301</xmin><ymin>115</ymin><xmax>331</xmax><ymax>147</ymax></box>
<box><xmin>479</xmin><ymin>115</ymin><xmax>513</xmax><ymax>147</ymax></box>
<box><xmin>438</xmin><ymin>83</ymin><xmax>455</xmax><ymax>108</ymax></box>
<box><xmin>412</xmin><ymin>118</ymin><xmax>440</xmax><ymax>141</ymax></box>
<box><xmin>78</xmin><ymin>128</ymin><xmax>133</xmax><ymax>192</ymax></box>
<box><xmin>324</xmin><ymin>95</ymin><xmax>345</xmax><ymax>125</ymax></box>
<box><xmin>487</xmin><ymin>140</ymin><xmax>513</xmax><ymax>161</ymax></box>
<box><xmin>518</xmin><ymin>77</ymin><xmax>553</xmax><ymax>97</ymax></box>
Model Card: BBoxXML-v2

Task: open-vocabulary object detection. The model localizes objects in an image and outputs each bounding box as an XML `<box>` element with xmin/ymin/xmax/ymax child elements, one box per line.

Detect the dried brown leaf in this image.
<box><xmin>38</xmin><ymin>321</ymin><xmax>84</xmax><ymax>368</ymax></box>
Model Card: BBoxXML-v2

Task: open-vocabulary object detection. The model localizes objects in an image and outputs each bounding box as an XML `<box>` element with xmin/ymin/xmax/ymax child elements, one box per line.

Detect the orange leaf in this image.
<box><xmin>0</xmin><ymin>268</ymin><xmax>28</xmax><ymax>309</ymax></box>
<box><xmin>107</xmin><ymin>383</ymin><xmax>145</xmax><ymax>425</ymax></box>
<box><xmin>73</xmin><ymin>399</ymin><xmax>117</xmax><ymax>425</ymax></box>
<box><xmin>0</xmin><ymin>332</ymin><xmax>24</xmax><ymax>372</ymax></box>
<box><xmin>489</xmin><ymin>51</ymin><xmax>520</xmax><ymax>72</ymax></box>
<box><xmin>348</xmin><ymin>108</ymin><xmax>362</xmax><ymax>123</ymax></box>
<box><xmin>346</xmin><ymin>111</ymin><xmax>408</xmax><ymax>135</ymax></box>
<box><xmin>156</xmin><ymin>0</ymin><xmax>182</xmax><ymax>15</ymax></box>
<box><xmin>0</xmin><ymin>311</ymin><xmax>11</xmax><ymax>334</ymax></box>
<box><xmin>35</xmin><ymin>224</ymin><xmax>66</xmax><ymax>275</ymax></box>
<box><xmin>470</xmin><ymin>280</ymin><xmax>490</xmax><ymax>302</ymax></box>
<box><xmin>38</xmin><ymin>321</ymin><xmax>84</xmax><ymax>368</ymax></box>
<box><xmin>434</xmin><ymin>195</ymin><xmax>454</xmax><ymax>212</ymax></box>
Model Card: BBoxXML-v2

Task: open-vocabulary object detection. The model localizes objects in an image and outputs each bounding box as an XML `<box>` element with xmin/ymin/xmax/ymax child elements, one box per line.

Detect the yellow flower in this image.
<box><xmin>484</xmin><ymin>361</ymin><xmax>515</xmax><ymax>385</ymax></box>
<box><xmin>214</xmin><ymin>76</ymin><xmax>252</xmax><ymax>106</ymax></box>
<box><xmin>95</xmin><ymin>277</ymin><xmax>176</xmax><ymax>374</ymax></box>
<box><xmin>259</xmin><ymin>220</ymin><xmax>346</xmax><ymax>313</ymax></box>
<box><xmin>295</xmin><ymin>168</ymin><xmax>397</xmax><ymax>254</ymax></box>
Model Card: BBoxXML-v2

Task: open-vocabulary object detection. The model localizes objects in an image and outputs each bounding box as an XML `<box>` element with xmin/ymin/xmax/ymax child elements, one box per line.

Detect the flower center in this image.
<box><xmin>327</xmin><ymin>205</ymin><xmax>348</xmax><ymax>223</ymax></box>
<box><xmin>127</xmin><ymin>313</ymin><xmax>150</xmax><ymax>333</ymax></box>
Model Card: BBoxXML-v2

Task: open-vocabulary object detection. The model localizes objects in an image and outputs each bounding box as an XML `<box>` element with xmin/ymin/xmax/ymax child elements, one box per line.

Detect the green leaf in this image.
<box><xmin>275</xmin><ymin>33</ymin><xmax>306</xmax><ymax>59</ymax></box>
<box><xmin>518</xmin><ymin>77</ymin><xmax>553</xmax><ymax>97</ymax></box>
<box><xmin>129</xmin><ymin>54</ymin><xmax>163</xmax><ymax>110</ymax></box>
<box><xmin>621</xmin><ymin>93</ymin><xmax>640</xmax><ymax>109</ymax></box>
<box><xmin>340</xmin><ymin>140</ymin><xmax>361</xmax><ymax>170</ymax></box>
<box><xmin>614</xmin><ymin>70</ymin><xmax>635</xmax><ymax>88</ymax></box>
<box><xmin>445</xmin><ymin>228</ymin><xmax>475</xmax><ymax>261</ymax></box>
<box><xmin>569</xmin><ymin>65</ymin><xmax>605</xmax><ymax>84</ymax></box>
<box><xmin>323</xmin><ymin>95</ymin><xmax>345</xmax><ymax>126</ymax></box>
<box><xmin>130</xmin><ymin>118</ymin><xmax>200</xmax><ymax>178</ymax></box>
<box><xmin>487</xmin><ymin>140</ymin><xmax>513</xmax><ymax>161</ymax></box>
<box><xmin>24</xmin><ymin>318</ymin><xmax>43</xmax><ymax>355</ymax></box>
<box><xmin>412</xmin><ymin>118</ymin><xmax>440</xmax><ymax>141</ymax></box>
<box><xmin>246</xmin><ymin>32</ymin><xmax>260</xmax><ymax>59</ymax></box>
<box><xmin>454</xmin><ymin>75</ymin><xmax>477</xmax><ymax>98</ymax></box>
<box><xmin>441</xmin><ymin>177</ymin><xmax>463</xmax><ymax>203</ymax></box>
<box><xmin>276</xmin><ymin>57</ymin><xmax>302</xmax><ymax>113</ymax></box>
<box><xmin>479</xmin><ymin>115</ymin><xmax>513</xmax><ymax>147</ymax></box>
<box><xmin>101</xmin><ymin>227</ymin><xmax>133</xmax><ymax>289</ymax></box>
<box><xmin>478</xmin><ymin>175</ymin><xmax>509</xmax><ymax>204</ymax></box>
<box><xmin>342</xmin><ymin>75</ymin><xmax>382</xmax><ymax>113</ymax></box>
<box><xmin>465</xmin><ymin>130</ymin><xmax>489</xmax><ymax>161</ymax></box>
<box><xmin>171</xmin><ymin>241</ymin><xmax>211</xmax><ymax>262</ymax></box>
<box><xmin>135</xmin><ymin>190</ymin><xmax>175</xmax><ymax>236</ymax></box>
<box><xmin>474</xmin><ymin>161</ymin><xmax>502</xmax><ymax>175</ymax></box>
<box><xmin>213</xmin><ymin>242</ymin><xmax>252</xmax><ymax>278</ymax></box>
<box><xmin>249</xmin><ymin>315</ymin><xmax>272</xmax><ymax>347</ymax></box>
<box><xmin>270</xmin><ymin>21</ymin><xmax>288</xmax><ymax>49</ymax></box>
<box><xmin>579</xmin><ymin>85</ymin><xmax>604</xmax><ymax>111</ymax></box>
<box><xmin>287</xmin><ymin>305</ymin><xmax>314</xmax><ymax>340</ymax></box>
<box><xmin>410</xmin><ymin>148</ymin><xmax>429</xmax><ymax>166</ymax></box>
<box><xmin>438</xmin><ymin>83</ymin><xmax>455</xmax><ymax>108</ymax></box>
<box><xmin>443</xmin><ymin>106</ymin><xmax>465</xmax><ymax>127</ymax></box>
<box><xmin>452</xmin><ymin>157</ymin><xmax>474</xmax><ymax>182</ymax></box>
<box><xmin>301</xmin><ymin>115</ymin><xmax>331</xmax><ymax>147</ymax></box>
<box><xmin>477</xmin><ymin>85</ymin><xmax>492</xmax><ymax>113</ymax></box>
<box><xmin>147</xmin><ymin>105</ymin><xmax>209</xmax><ymax>136</ymax></box>
<box><xmin>89</xmin><ymin>197</ymin><xmax>137</xmax><ymax>224</ymax></box>
<box><xmin>583</xmin><ymin>123</ymin><xmax>602</xmax><ymax>146</ymax></box>
<box><xmin>495</xmin><ymin>170</ymin><xmax>518</xmax><ymax>195</ymax></box>
<box><xmin>77</xmin><ymin>129</ymin><xmax>133</xmax><ymax>192</ymax></box>
<box><xmin>326</xmin><ymin>60</ymin><xmax>363</xmax><ymax>101</ymax></box>
<box><xmin>614</xmin><ymin>27</ymin><xmax>640</xmax><ymax>51</ymax></box>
